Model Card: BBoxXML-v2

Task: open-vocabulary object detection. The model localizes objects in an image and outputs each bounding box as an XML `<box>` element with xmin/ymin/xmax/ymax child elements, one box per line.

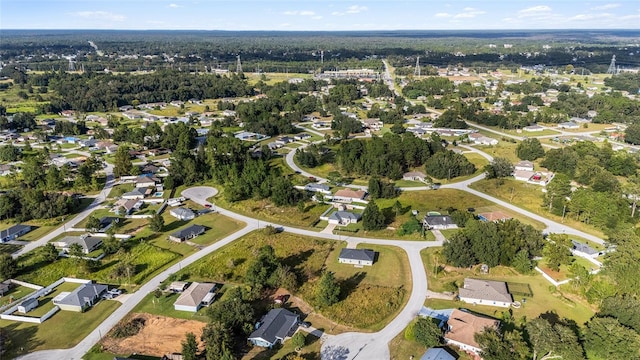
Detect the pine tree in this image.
<box><xmin>315</xmin><ymin>271</ymin><xmax>340</xmax><ymax>307</ymax></box>
<box><xmin>363</xmin><ymin>201</ymin><xmax>385</xmax><ymax>230</ymax></box>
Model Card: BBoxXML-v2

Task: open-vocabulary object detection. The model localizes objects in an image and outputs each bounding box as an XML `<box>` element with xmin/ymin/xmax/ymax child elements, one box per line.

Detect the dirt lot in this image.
<box><xmin>101</xmin><ymin>313</ymin><xmax>206</xmax><ymax>357</ymax></box>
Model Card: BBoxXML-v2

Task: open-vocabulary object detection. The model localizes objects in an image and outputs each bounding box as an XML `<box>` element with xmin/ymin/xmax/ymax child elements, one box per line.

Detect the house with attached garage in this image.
<box><xmin>53</xmin><ymin>282</ymin><xmax>107</xmax><ymax>312</ymax></box>
<box><xmin>458</xmin><ymin>278</ymin><xmax>513</xmax><ymax>308</ymax></box>
<box><xmin>331</xmin><ymin>189</ymin><xmax>367</xmax><ymax>203</ymax></box>
<box><xmin>423</xmin><ymin>215</ymin><xmax>458</xmax><ymax>230</ymax></box>
<box><xmin>327</xmin><ymin>211</ymin><xmax>362</xmax><ymax>226</ymax></box>
<box><xmin>338</xmin><ymin>248</ymin><xmax>376</xmax><ymax>266</ymax></box>
<box><xmin>0</xmin><ymin>224</ymin><xmax>32</xmax><ymax>243</ymax></box>
<box><xmin>302</xmin><ymin>183</ymin><xmax>331</xmax><ymax>195</ymax></box>
<box><xmin>514</xmin><ymin>160</ymin><xmax>534</xmax><ymax>172</ymax></box>
<box><xmin>134</xmin><ymin>175</ymin><xmax>160</xmax><ymax>188</ymax></box>
<box><xmin>170</xmin><ymin>207</ymin><xmax>196</xmax><ymax>221</ymax></box>
<box><xmin>248</xmin><ymin>308</ymin><xmax>300</xmax><ymax>348</ymax></box>
<box><xmin>403</xmin><ymin>171</ymin><xmax>428</xmax><ymax>182</ymax></box>
<box><xmin>444</xmin><ymin>309</ymin><xmax>500</xmax><ymax>356</ymax></box>
<box><xmin>169</xmin><ymin>224</ymin><xmax>205</xmax><ymax>242</ymax></box>
<box><xmin>173</xmin><ymin>282</ymin><xmax>216</xmax><ymax>312</ymax></box>
<box><xmin>55</xmin><ymin>234</ymin><xmax>104</xmax><ymax>254</ymax></box>
<box><xmin>420</xmin><ymin>348</ymin><xmax>456</xmax><ymax>360</ymax></box>
<box><xmin>121</xmin><ymin>187</ymin><xmax>151</xmax><ymax>200</ymax></box>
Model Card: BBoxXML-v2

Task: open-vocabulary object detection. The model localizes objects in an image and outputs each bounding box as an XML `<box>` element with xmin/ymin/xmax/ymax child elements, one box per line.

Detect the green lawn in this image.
<box><xmin>471</xmin><ymin>178</ymin><xmax>606</xmax><ymax>238</ymax></box>
<box><xmin>0</xmin><ymin>300</ymin><xmax>121</xmax><ymax>358</ymax></box>
<box><xmin>131</xmin><ymin>292</ymin><xmax>210</xmax><ymax>323</ymax></box>
<box><xmin>178</xmin><ymin>230</ymin><xmax>412</xmax><ymax>331</ymax></box>
<box><xmin>476</xmin><ymin>142</ymin><xmax>521</xmax><ymax>163</ymax></box>
<box><xmin>421</xmin><ymin>248</ymin><xmax>596</xmax><ymax>325</ymax></box>
<box><xmin>0</xmin><ymin>243</ymin><xmax>21</xmax><ymax>255</ymax></box>
<box><xmin>0</xmin><ymin>285</ymin><xmax>34</xmax><ymax>307</ymax></box>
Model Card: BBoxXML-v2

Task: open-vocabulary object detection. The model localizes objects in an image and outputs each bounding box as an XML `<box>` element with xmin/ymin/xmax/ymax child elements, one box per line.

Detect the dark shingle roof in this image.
<box><xmin>56</xmin><ymin>283</ymin><xmax>107</xmax><ymax>307</ymax></box>
<box><xmin>421</xmin><ymin>348</ymin><xmax>456</xmax><ymax>360</ymax></box>
<box><xmin>424</xmin><ymin>215</ymin><xmax>455</xmax><ymax>227</ymax></box>
<box><xmin>1</xmin><ymin>224</ymin><xmax>31</xmax><ymax>238</ymax></box>
<box><xmin>171</xmin><ymin>225</ymin><xmax>205</xmax><ymax>240</ymax></box>
<box><xmin>249</xmin><ymin>308</ymin><xmax>299</xmax><ymax>345</ymax></box>
<box><xmin>338</xmin><ymin>248</ymin><xmax>375</xmax><ymax>262</ymax></box>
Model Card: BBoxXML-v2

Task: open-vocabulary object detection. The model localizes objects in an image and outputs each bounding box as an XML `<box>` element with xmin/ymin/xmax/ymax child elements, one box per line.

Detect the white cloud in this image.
<box><xmin>591</xmin><ymin>3</ymin><xmax>620</xmax><ymax>10</ymax></box>
<box><xmin>453</xmin><ymin>8</ymin><xmax>486</xmax><ymax>19</ymax></box>
<box><xmin>283</xmin><ymin>10</ymin><xmax>316</xmax><ymax>16</ymax></box>
<box><xmin>346</xmin><ymin>5</ymin><xmax>368</xmax><ymax>14</ymax></box>
<box><xmin>71</xmin><ymin>11</ymin><xmax>125</xmax><ymax>22</ymax></box>
<box><xmin>518</xmin><ymin>5</ymin><xmax>552</xmax><ymax>17</ymax></box>
<box><xmin>312</xmin><ymin>16</ymin><xmax>323</xmax><ymax>20</ymax></box>
<box><xmin>620</xmin><ymin>14</ymin><xmax>640</xmax><ymax>20</ymax></box>
<box><xmin>332</xmin><ymin>11</ymin><xmax>344</xmax><ymax>16</ymax></box>
<box><xmin>168</xmin><ymin>3</ymin><xmax>182</xmax><ymax>8</ymax></box>
<box><xmin>568</xmin><ymin>13</ymin><xmax>613</xmax><ymax>21</ymax></box>
<box><xmin>435</xmin><ymin>13</ymin><xmax>452</xmax><ymax>18</ymax></box>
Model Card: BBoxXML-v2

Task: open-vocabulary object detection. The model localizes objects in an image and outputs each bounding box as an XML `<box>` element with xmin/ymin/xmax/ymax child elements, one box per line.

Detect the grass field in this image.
<box><xmin>178</xmin><ymin>230</ymin><xmax>411</xmax><ymax>331</ymax></box>
<box><xmin>131</xmin><ymin>291</ymin><xmax>210</xmax><ymax>323</ymax></box>
<box><xmin>475</xmin><ymin>142</ymin><xmax>521</xmax><ymax>162</ymax></box>
<box><xmin>470</xmin><ymin>178</ymin><xmax>606</xmax><ymax>238</ymax></box>
<box><xmin>0</xmin><ymin>300</ymin><xmax>121</xmax><ymax>358</ymax></box>
<box><xmin>420</xmin><ymin>248</ymin><xmax>595</xmax><ymax>325</ymax></box>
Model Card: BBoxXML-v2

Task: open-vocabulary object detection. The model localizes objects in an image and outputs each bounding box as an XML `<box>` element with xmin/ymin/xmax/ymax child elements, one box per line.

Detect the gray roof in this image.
<box><xmin>171</xmin><ymin>224</ymin><xmax>205</xmax><ymax>240</ymax></box>
<box><xmin>60</xmin><ymin>235</ymin><xmax>103</xmax><ymax>253</ymax></box>
<box><xmin>459</xmin><ymin>278</ymin><xmax>512</xmax><ymax>304</ymax></box>
<box><xmin>20</xmin><ymin>297</ymin><xmax>38</xmax><ymax>307</ymax></box>
<box><xmin>249</xmin><ymin>308</ymin><xmax>299</xmax><ymax>345</ymax></box>
<box><xmin>421</xmin><ymin>348</ymin><xmax>456</xmax><ymax>360</ymax></box>
<box><xmin>170</xmin><ymin>207</ymin><xmax>195</xmax><ymax>218</ymax></box>
<box><xmin>424</xmin><ymin>215</ymin><xmax>455</xmax><ymax>227</ymax></box>
<box><xmin>56</xmin><ymin>283</ymin><xmax>107</xmax><ymax>307</ymax></box>
<box><xmin>339</xmin><ymin>248</ymin><xmax>375</xmax><ymax>262</ymax></box>
<box><xmin>1</xmin><ymin>224</ymin><xmax>31</xmax><ymax>238</ymax></box>
<box><xmin>123</xmin><ymin>187</ymin><xmax>147</xmax><ymax>197</ymax></box>
<box><xmin>304</xmin><ymin>183</ymin><xmax>330</xmax><ymax>192</ymax></box>
<box><xmin>571</xmin><ymin>240</ymin><xmax>598</xmax><ymax>255</ymax></box>
<box><xmin>329</xmin><ymin>211</ymin><xmax>361</xmax><ymax>223</ymax></box>
<box><xmin>174</xmin><ymin>282</ymin><xmax>216</xmax><ymax>307</ymax></box>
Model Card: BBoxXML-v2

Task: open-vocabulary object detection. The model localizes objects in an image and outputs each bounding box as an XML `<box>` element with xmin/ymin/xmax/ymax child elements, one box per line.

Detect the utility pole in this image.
<box><xmin>607</xmin><ymin>55</ymin><xmax>617</xmax><ymax>75</ymax></box>
<box><xmin>414</xmin><ymin>56</ymin><xmax>420</xmax><ymax>77</ymax></box>
<box><xmin>236</xmin><ymin>55</ymin><xmax>243</xmax><ymax>73</ymax></box>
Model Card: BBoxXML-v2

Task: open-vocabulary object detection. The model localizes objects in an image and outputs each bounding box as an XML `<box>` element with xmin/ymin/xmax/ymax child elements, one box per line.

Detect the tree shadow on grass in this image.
<box><xmin>2</xmin><ymin>321</ymin><xmax>43</xmax><ymax>359</ymax></box>
<box><xmin>339</xmin><ymin>272</ymin><xmax>367</xmax><ymax>300</ymax></box>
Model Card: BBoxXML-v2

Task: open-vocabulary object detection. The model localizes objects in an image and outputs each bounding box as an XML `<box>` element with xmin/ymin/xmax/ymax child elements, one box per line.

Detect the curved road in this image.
<box><xmin>19</xmin><ymin>186</ymin><xmax>439</xmax><ymax>360</ymax></box>
<box><xmin>11</xmin><ymin>160</ymin><xmax>115</xmax><ymax>259</ymax></box>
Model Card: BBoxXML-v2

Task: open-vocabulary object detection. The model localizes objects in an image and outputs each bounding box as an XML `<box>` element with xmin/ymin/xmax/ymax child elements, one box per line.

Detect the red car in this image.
<box><xmin>204</xmin><ymin>204</ymin><xmax>212</xmax><ymax>208</ymax></box>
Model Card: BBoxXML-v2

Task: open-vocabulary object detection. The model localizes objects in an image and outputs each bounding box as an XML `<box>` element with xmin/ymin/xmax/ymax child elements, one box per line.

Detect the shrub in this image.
<box><xmin>291</xmin><ymin>331</ymin><xmax>306</xmax><ymax>348</ymax></box>
<box><xmin>112</xmin><ymin>317</ymin><xmax>146</xmax><ymax>338</ymax></box>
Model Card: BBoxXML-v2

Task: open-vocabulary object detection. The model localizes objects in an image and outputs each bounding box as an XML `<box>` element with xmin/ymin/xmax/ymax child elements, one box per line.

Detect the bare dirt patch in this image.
<box><xmin>101</xmin><ymin>313</ymin><xmax>206</xmax><ymax>357</ymax></box>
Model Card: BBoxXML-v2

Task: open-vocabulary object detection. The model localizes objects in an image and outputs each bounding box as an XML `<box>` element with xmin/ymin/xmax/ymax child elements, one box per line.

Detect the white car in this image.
<box><xmin>108</xmin><ymin>288</ymin><xmax>122</xmax><ymax>296</ymax></box>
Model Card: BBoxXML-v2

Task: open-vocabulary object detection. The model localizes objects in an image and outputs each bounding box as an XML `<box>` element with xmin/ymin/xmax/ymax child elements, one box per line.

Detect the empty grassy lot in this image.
<box><xmin>421</xmin><ymin>248</ymin><xmax>595</xmax><ymax>325</ymax></box>
<box><xmin>177</xmin><ymin>230</ymin><xmax>411</xmax><ymax>331</ymax></box>
<box><xmin>470</xmin><ymin>178</ymin><xmax>606</xmax><ymax>238</ymax></box>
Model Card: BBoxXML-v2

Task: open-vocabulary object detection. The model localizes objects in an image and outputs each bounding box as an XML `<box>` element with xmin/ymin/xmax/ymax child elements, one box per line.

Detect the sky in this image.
<box><xmin>1</xmin><ymin>0</ymin><xmax>639</xmax><ymax>31</ymax></box>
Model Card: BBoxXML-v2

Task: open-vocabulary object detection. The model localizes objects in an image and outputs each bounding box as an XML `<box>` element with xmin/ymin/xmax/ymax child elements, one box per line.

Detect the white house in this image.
<box><xmin>173</xmin><ymin>282</ymin><xmax>216</xmax><ymax>312</ymax></box>
<box><xmin>458</xmin><ymin>278</ymin><xmax>513</xmax><ymax>308</ymax></box>
<box><xmin>444</xmin><ymin>309</ymin><xmax>500</xmax><ymax>356</ymax></box>
<box><xmin>362</xmin><ymin>119</ymin><xmax>383</xmax><ymax>131</ymax></box>
<box><xmin>523</xmin><ymin>125</ymin><xmax>544</xmax><ymax>132</ymax></box>
<box><xmin>338</xmin><ymin>248</ymin><xmax>375</xmax><ymax>266</ymax></box>
<box><xmin>468</xmin><ymin>133</ymin><xmax>498</xmax><ymax>145</ymax></box>
<box><xmin>332</xmin><ymin>189</ymin><xmax>367</xmax><ymax>203</ymax></box>
<box><xmin>514</xmin><ymin>161</ymin><xmax>534</xmax><ymax>172</ymax></box>
<box><xmin>170</xmin><ymin>207</ymin><xmax>196</xmax><ymax>221</ymax></box>
<box><xmin>403</xmin><ymin>171</ymin><xmax>428</xmax><ymax>182</ymax></box>
<box><xmin>423</xmin><ymin>215</ymin><xmax>457</xmax><ymax>230</ymax></box>
<box><xmin>557</xmin><ymin>121</ymin><xmax>580</xmax><ymax>129</ymax></box>
<box><xmin>327</xmin><ymin>211</ymin><xmax>361</xmax><ymax>225</ymax></box>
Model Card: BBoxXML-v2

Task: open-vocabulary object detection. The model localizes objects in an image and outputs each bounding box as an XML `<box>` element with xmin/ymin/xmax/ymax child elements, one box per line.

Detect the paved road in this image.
<box><xmin>11</xmin><ymin>162</ymin><xmax>115</xmax><ymax>259</ymax></box>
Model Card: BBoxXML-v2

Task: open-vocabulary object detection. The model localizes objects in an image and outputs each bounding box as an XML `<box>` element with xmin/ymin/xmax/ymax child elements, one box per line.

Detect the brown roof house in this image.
<box><xmin>444</xmin><ymin>309</ymin><xmax>500</xmax><ymax>356</ymax></box>
<box><xmin>458</xmin><ymin>278</ymin><xmax>513</xmax><ymax>308</ymax></box>
<box><xmin>173</xmin><ymin>282</ymin><xmax>216</xmax><ymax>312</ymax></box>
<box><xmin>332</xmin><ymin>189</ymin><xmax>367</xmax><ymax>203</ymax></box>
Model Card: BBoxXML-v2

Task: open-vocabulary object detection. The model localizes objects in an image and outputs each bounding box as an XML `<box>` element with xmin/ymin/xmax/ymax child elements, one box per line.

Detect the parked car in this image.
<box><xmin>102</xmin><ymin>293</ymin><xmax>114</xmax><ymax>300</ymax></box>
<box><xmin>299</xmin><ymin>321</ymin><xmax>311</xmax><ymax>328</ymax></box>
<box><xmin>108</xmin><ymin>288</ymin><xmax>122</xmax><ymax>296</ymax></box>
<box><xmin>204</xmin><ymin>204</ymin><xmax>212</xmax><ymax>208</ymax></box>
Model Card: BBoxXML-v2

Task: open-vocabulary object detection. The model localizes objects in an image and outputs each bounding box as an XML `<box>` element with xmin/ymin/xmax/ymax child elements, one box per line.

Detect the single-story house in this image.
<box><xmin>112</xmin><ymin>199</ymin><xmax>143</xmax><ymax>215</ymax></box>
<box><xmin>514</xmin><ymin>161</ymin><xmax>534</xmax><ymax>172</ymax></box>
<box><xmin>18</xmin><ymin>298</ymin><xmax>38</xmax><ymax>314</ymax></box>
<box><xmin>311</xmin><ymin>121</ymin><xmax>332</xmax><ymax>130</ymax></box>
<box><xmin>173</xmin><ymin>282</ymin><xmax>216</xmax><ymax>312</ymax></box>
<box><xmin>338</xmin><ymin>248</ymin><xmax>375</xmax><ymax>266</ymax></box>
<box><xmin>98</xmin><ymin>217</ymin><xmax>120</xmax><ymax>232</ymax></box>
<box><xmin>248</xmin><ymin>308</ymin><xmax>300</xmax><ymax>348</ymax></box>
<box><xmin>134</xmin><ymin>175</ymin><xmax>160</xmax><ymax>188</ymax></box>
<box><xmin>328</xmin><ymin>211</ymin><xmax>361</xmax><ymax>225</ymax></box>
<box><xmin>571</xmin><ymin>240</ymin><xmax>600</xmax><ymax>258</ymax></box>
<box><xmin>56</xmin><ymin>235</ymin><xmax>103</xmax><ymax>254</ymax></box>
<box><xmin>458</xmin><ymin>278</ymin><xmax>513</xmax><ymax>308</ymax></box>
<box><xmin>294</xmin><ymin>133</ymin><xmax>312</xmax><ymax>141</ymax></box>
<box><xmin>0</xmin><ymin>224</ymin><xmax>32</xmax><ymax>243</ymax></box>
<box><xmin>403</xmin><ymin>171</ymin><xmax>427</xmax><ymax>182</ymax></box>
<box><xmin>275</xmin><ymin>136</ymin><xmax>294</xmax><ymax>145</ymax></box>
<box><xmin>523</xmin><ymin>125</ymin><xmax>544</xmax><ymax>132</ymax></box>
<box><xmin>332</xmin><ymin>189</ymin><xmax>367</xmax><ymax>203</ymax></box>
<box><xmin>423</xmin><ymin>215</ymin><xmax>457</xmax><ymax>230</ymax></box>
<box><xmin>169</xmin><ymin>224</ymin><xmax>206</xmax><ymax>242</ymax></box>
<box><xmin>420</xmin><ymin>348</ymin><xmax>456</xmax><ymax>360</ymax></box>
<box><xmin>444</xmin><ymin>309</ymin><xmax>500</xmax><ymax>356</ymax></box>
<box><xmin>121</xmin><ymin>187</ymin><xmax>151</xmax><ymax>200</ymax></box>
<box><xmin>0</xmin><ymin>164</ymin><xmax>13</xmax><ymax>176</ymax></box>
<box><xmin>513</xmin><ymin>170</ymin><xmax>535</xmax><ymax>182</ymax></box>
<box><xmin>169</xmin><ymin>281</ymin><xmax>189</xmax><ymax>293</ymax></box>
<box><xmin>557</xmin><ymin>121</ymin><xmax>580</xmax><ymax>129</ymax></box>
<box><xmin>362</xmin><ymin>119</ymin><xmax>383</xmax><ymax>131</ymax></box>
<box><xmin>54</xmin><ymin>282</ymin><xmax>107</xmax><ymax>312</ymax></box>
<box><xmin>468</xmin><ymin>133</ymin><xmax>498</xmax><ymax>145</ymax></box>
<box><xmin>170</xmin><ymin>207</ymin><xmax>196</xmax><ymax>221</ymax></box>
<box><xmin>303</xmin><ymin>183</ymin><xmax>331</xmax><ymax>194</ymax></box>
